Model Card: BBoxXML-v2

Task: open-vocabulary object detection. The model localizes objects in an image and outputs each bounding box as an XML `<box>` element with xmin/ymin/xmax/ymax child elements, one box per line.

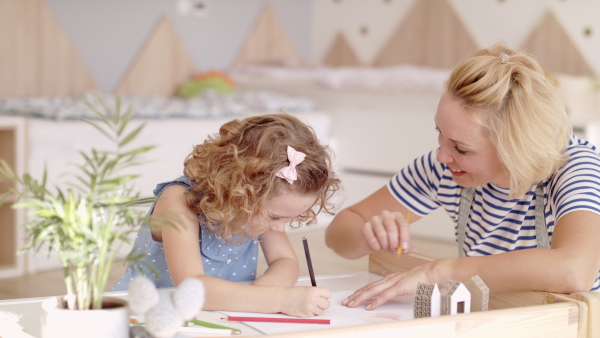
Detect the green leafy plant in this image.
<box><xmin>0</xmin><ymin>95</ymin><xmax>155</xmax><ymax>310</ymax></box>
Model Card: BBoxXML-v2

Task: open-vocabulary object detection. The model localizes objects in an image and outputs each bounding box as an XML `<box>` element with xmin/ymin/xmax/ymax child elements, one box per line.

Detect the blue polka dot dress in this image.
<box><xmin>111</xmin><ymin>177</ymin><xmax>259</xmax><ymax>291</ymax></box>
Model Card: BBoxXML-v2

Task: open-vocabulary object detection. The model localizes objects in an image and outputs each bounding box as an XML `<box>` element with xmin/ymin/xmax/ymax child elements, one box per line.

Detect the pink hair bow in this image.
<box><xmin>276</xmin><ymin>146</ymin><xmax>306</xmax><ymax>184</ymax></box>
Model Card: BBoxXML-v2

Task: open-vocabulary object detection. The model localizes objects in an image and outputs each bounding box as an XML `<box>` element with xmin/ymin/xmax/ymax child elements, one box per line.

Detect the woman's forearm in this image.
<box><xmin>325</xmin><ymin>209</ymin><xmax>371</xmax><ymax>260</ymax></box>
<box><xmin>434</xmin><ymin>248</ymin><xmax>596</xmax><ymax>293</ymax></box>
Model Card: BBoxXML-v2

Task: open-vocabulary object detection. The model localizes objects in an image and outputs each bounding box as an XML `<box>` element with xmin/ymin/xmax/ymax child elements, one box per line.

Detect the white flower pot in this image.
<box><xmin>40</xmin><ymin>296</ymin><xmax>129</xmax><ymax>338</ymax></box>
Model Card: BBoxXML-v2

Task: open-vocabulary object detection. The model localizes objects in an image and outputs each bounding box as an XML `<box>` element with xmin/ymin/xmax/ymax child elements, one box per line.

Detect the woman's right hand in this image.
<box><xmin>280</xmin><ymin>286</ymin><xmax>332</xmax><ymax>317</ymax></box>
<box><xmin>362</xmin><ymin>210</ymin><xmax>413</xmax><ymax>255</ymax></box>
<box><xmin>343</xmin><ymin>259</ymin><xmax>443</xmax><ymax>310</ymax></box>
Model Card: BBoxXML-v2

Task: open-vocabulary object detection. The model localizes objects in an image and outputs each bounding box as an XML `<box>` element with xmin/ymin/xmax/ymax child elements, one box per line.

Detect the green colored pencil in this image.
<box><xmin>186</xmin><ymin>319</ymin><xmax>241</xmax><ymax>334</ymax></box>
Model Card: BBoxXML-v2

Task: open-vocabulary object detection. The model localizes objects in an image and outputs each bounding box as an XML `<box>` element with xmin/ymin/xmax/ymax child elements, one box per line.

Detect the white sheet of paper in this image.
<box><xmin>219</xmin><ymin>291</ymin><xmax>414</xmax><ymax>335</ymax></box>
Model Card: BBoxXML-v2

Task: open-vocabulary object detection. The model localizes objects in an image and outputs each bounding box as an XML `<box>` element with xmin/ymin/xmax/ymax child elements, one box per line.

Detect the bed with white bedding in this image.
<box><xmin>0</xmin><ymin>90</ymin><xmax>332</xmax><ymax>197</ymax></box>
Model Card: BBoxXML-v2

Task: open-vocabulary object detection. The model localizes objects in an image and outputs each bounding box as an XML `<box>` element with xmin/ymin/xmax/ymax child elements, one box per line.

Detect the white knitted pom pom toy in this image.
<box><xmin>128</xmin><ymin>276</ymin><xmax>205</xmax><ymax>338</ymax></box>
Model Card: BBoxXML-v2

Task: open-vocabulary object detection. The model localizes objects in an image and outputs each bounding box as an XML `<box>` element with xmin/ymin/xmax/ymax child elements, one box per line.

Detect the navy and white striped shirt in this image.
<box><xmin>388</xmin><ymin>135</ymin><xmax>600</xmax><ymax>291</ymax></box>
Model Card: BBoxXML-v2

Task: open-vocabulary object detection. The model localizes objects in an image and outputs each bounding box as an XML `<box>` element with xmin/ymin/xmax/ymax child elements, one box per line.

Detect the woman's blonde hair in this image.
<box><xmin>446</xmin><ymin>43</ymin><xmax>572</xmax><ymax>198</ymax></box>
<box><xmin>183</xmin><ymin>113</ymin><xmax>340</xmax><ymax>243</ymax></box>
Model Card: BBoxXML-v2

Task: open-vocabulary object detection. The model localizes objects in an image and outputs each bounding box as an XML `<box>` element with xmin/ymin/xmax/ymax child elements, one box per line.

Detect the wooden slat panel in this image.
<box><xmin>372</xmin><ymin>0</ymin><xmax>478</xmax><ymax>69</ymax></box>
<box><xmin>322</xmin><ymin>32</ymin><xmax>363</xmax><ymax>67</ymax></box>
<box><xmin>115</xmin><ymin>16</ymin><xmax>197</xmax><ymax>96</ymax></box>
<box><xmin>37</xmin><ymin>0</ymin><xmax>98</xmax><ymax>96</ymax></box>
<box><xmin>233</xmin><ymin>3</ymin><xmax>302</xmax><ymax>67</ymax></box>
<box><xmin>0</xmin><ymin>0</ymin><xmax>38</xmax><ymax>97</ymax></box>
<box><xmin>521</xmin><ymin>11</ymin><xmax>595</xmax><ymax>76</ymax></box>
<box><xmin>0</xmin><ymin>0</ymin><xmax>98</xmax><ymax>98</ymax></box>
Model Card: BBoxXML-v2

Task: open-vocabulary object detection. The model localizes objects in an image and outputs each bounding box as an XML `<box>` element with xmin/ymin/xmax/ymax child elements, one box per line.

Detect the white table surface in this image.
<box><xmin>0</xmin><ymin>271</ymin><xmax>384</xmax><ymax>337</ymax></box>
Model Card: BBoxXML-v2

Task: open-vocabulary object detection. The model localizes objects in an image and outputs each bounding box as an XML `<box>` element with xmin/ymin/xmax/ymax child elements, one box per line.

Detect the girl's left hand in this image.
<box><xmin>342</xmin><ymin>261</ymin><xmax>438</xmax><ymax>310</ymax></box>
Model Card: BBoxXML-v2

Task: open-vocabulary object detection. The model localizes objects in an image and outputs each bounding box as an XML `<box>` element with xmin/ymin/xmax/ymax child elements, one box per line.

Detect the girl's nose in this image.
<box><xmin>271</xmin><ymin>222</ymin><xmax>287</xmax><ymax>232</ymax></box>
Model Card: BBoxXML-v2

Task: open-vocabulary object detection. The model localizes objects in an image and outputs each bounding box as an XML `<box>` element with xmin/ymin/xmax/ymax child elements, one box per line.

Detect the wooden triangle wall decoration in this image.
<box><xmin>233</xmin><ymin>3</ymin><xmax>302</xmax><ymax>67</ymax></box>
<box><xmin>322</xmin><ymin>32</ymin><xmax>363</xmax><ymax>67</ymax></box>
<box><xmin>521</xmin><ymin>11</ymin><xmax>595</xmax><ymax>76</ymax></box>
<box><xmin>0</xmin><ymin>0</ymin><xmax>99</xmax><ymax>97</ymax></box>
<box><xmin>372</xmin><ymin>0</ymin><xmax>478</xmax><ymax>69</ymax></box>
<box><xmin>116</xmin><ymin>16</ymin><xmax>197</xmax><ymax>96</ymax></box>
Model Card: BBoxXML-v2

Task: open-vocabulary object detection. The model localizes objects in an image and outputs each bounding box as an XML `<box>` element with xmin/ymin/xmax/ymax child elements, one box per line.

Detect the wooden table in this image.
<box><xmin>0</xmin><ymin>252</ymin><xmax>597</xmax><ymax>337</ymax></box>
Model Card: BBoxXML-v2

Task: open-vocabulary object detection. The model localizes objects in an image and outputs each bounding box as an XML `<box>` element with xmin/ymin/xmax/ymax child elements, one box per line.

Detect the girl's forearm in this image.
<box><xmin>253</xmin><ymin>257</ymin><xmax>299</xmax><ymax>287</ymax></box>
<box><xmin>434</xmin><ymin>248</ymin><xmax>594</xmax><ymax>293</ymax></box>
<box><xmin>198</xmin><ymin>275</ymin><xmax>286</xmax><ymax>313</ymax></box>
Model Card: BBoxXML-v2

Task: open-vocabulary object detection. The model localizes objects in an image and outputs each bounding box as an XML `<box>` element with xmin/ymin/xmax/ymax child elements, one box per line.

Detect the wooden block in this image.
<box><xmin>368</xmin><ymin>251</ymin><xmax>433</xmax><ymax>277</ymax></box>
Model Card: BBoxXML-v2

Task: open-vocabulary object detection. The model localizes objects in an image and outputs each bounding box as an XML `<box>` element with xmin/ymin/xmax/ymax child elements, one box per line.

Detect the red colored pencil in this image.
<box><xmin>222</xmin><ymin>316</ymin><xmax>330</xmax><ymax>324</ymax></box>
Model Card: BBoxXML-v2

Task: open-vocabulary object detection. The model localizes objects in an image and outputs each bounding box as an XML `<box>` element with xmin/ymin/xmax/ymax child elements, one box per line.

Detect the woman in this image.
<box><xmin>325</xmin><ymin>44</ymin><xmax>600</xmax><ymax>310</ymax></box>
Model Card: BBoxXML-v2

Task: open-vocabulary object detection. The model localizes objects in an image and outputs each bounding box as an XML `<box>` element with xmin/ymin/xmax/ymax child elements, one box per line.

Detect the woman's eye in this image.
<box><xmin>270</xmin><ymin>216</ymin><xmax>280</xmax><ymax>221</ymax></box>
<box><xmin>454</xmin><ymin>146</ymin><xmax>468</xmax><ymax>155</ymax></box>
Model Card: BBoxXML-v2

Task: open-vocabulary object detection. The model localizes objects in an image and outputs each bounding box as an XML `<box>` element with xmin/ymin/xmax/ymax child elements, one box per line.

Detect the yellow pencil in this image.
<box><xmin>396</xmin><ymin>210</ymin><xmax>411</xmax><ymax>254</ymax></box>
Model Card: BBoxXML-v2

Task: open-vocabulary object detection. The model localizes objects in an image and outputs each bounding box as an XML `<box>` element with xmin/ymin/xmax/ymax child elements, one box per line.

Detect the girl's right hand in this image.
<box><xmin>362</xmin><ymin>210</ymin><xmax>413</xmax><ymax>255</ymax></box>
<box><xmin>281</xmin><ymin>286</ymin><xmax>332</xmax><ymax>317</ymax></box>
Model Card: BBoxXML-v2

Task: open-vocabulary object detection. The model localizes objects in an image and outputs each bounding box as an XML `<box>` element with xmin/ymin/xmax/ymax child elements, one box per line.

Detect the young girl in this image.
<box><xmin>112</xmin><ymin>113</ymin><xmax>341</xmax><ymax>318</ymax></box>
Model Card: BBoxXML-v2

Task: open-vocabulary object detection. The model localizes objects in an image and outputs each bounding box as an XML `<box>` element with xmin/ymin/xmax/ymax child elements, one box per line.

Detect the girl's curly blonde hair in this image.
<box><xmin>183</xmin><ymin>113</ymin><xmax>341</xmax><ymax>243</ymax></box>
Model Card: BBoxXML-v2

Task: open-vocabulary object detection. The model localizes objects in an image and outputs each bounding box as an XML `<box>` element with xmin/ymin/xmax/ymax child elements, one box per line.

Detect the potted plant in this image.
<box><xmin>0</xmin><ymin>95</ymin><xmax>155</xmax><ymax>337</ymax></box>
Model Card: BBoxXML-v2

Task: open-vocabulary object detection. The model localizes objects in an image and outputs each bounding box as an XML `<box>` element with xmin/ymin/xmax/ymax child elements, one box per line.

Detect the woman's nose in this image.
<box><xmin>436</xmin><ymin>145</ymin><xmax>453</xmax><ymax>164</ymax></box>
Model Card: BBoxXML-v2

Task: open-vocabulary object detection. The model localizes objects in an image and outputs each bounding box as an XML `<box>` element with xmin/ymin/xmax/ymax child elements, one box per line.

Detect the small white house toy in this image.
<box><xmin>465</xmin><ymin>275</ymin><xmax>489</xmax><ymax>312</ymax></box>
<box><xmin>414</xmin><ymin>275</ymin><xmax>489</xmax><ymax>318</ymax></box>
<box><xmin>440</xmin><ymin>280</ymin><xmax>471</xmax><ymax>315</ymax></box>
<box><xmin>128</xmin><ymin>276</ymin><xmax>205</xmax><ymax>338</ymax></box>
<box><xmin>413</xmin><ymin>282</ymin><xmax>440</xmax><ymax>318</ymax></box>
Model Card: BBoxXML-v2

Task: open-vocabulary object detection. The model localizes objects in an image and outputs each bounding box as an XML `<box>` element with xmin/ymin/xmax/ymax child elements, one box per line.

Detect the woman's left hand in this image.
<box><xmin>342</xmin><ymin>261</ymin><xmax>442</xmax><ymax>310</ymax></box>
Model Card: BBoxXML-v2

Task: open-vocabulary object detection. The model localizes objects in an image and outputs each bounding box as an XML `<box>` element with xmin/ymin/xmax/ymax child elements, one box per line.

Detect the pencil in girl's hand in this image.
<box><xmin>396</xmin><ymin>210</ymin><xmax>412</xmax><ymax>254</ymax></box>
<box><xmin>302</xmin><ymin>237</ymin><xmax>317</xmax><ymax>287</ymax></box>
